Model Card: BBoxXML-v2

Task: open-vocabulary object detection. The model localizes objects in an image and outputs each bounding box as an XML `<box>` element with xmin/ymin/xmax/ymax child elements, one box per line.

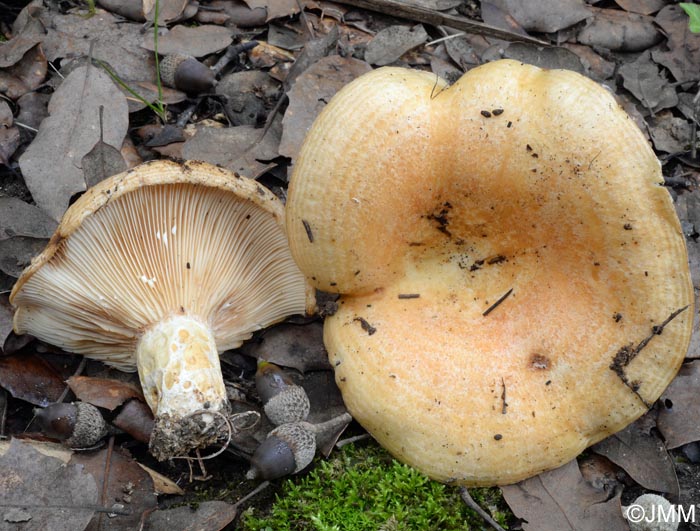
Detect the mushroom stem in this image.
<box><xmin>136</xmin><ymin>315</ymin><xmax>229</xmax><ymax>460</ymax></box>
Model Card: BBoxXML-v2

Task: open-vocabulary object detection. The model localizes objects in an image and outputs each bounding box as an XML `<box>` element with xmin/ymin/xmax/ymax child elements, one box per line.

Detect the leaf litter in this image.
<box><xmin>2</xmin><ymin>0</ymin><xmax>700</xmax><ymax>529</ymax></box>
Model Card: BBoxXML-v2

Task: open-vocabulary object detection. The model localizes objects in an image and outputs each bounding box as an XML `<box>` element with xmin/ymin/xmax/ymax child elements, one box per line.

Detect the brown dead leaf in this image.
<box><xmin>501</xmin><ymin>43</ymin><xmax>585</xmax><ymax>73</ymax></box>
<box><xmin>72</xmin><ymin>447</ymin><xmax>158</xmax><ymax>531</ymax></box>
<box><xmin>488</xmin><ymin>0</ymin><xmax>591</xmax><ymax>33</ymax></box>
<box><xmin>205</xmin><ymin>0</ymin><xmax>267</xmax><ymax>27</ymax></box>
<box><xmin>97</xmin><ymin>0</ymin><xmax>146</xmax><ymax>22</ymax></box>
<box><xmin>0</xmin><ymin>438</ymin><xmax>72</xmax><ymax>463</ymax></box>
<box><xmin>143</xmin><ymin>0</ymin><xmax>188</xmax><ymax>24</ymax></box>
<box><xmin>144</xmin><ymin>501</ymin><xmax>238</xmax><ymax>531</ymax></box>
<box><xmin>217</xmin><ymin>70</ymin><xmax>280</xmax><ymax>127</ymax></box>
<box><xmin>0</xmin><ymin>197</ymin><xmax>57</xmax><ymax>241</ymax></box>
<box><xmin>614</xmin><ymin>0</ymin><xmax>665</xmax><ymax>16</ymax></box>
<box><xmin>577</xmin><ymin>7</ymin><xmax>661</xmax><ymax>52</ymax></box>
<box><xmin>619</xmin><ymin>51</ymin><xmax>678</xmax><ymax>112</ymax></box>
<box><xmin>137</xmin><ymin>464</ymin><xmax>183</xmax><ymax>495</ymax></box>
<box><xmin>40</xmin><ymin>10</ymin><xmax>157</xmax><ymax>84</ymax></box>
<box><xmin>67</xmin><ymin>375</ymin><xmax>144</xmax><ymax>411</ymax></box>
<box><xmin>0</xmin><ymin>126</ymin><xmax>20</xmax><ymax>165</ymax></box>
<box><xmin>592</xmin><ymin>415</ymin><xmax>679</xmax><ymax>497</ymax></box>
<box><xmin>647</xmin><ymin>111</ymin><xmax>693</xmax><ymax>154</ymax></box>
<box><xmin>7</xmin><ymin>43</ymin><xmax>47</xmax><ymax>92</ymax></box>
<box><xmin>443</xmin><ymin>36</ymin><xmax>480</xmax><ymax>71</ymax></box>
<box><xmin>657</xmin><ymin>361</ymin><xmax>700</xmax><ymax>449</ymax></box>
<box><xmin>0</xmin><ymin>15</ymin><xmax>44</xmax><ymax>68</ymax></box>
<box><xmin>480</xmin><ymin>1</ymin><xmax>530</xmax><ymax>37</ymax></box>
<box><xmin>501</xmin><ymin>459</ymin><xmax>628</xmax><ymax>531</ymax></box>
<box><xmin>364</xmin><ymin>24</ymin><xmax>428</xmax><ymax>66</ymax></box>
<box><xmin>141</xmin><ymin>24</ymin><xmax>235</xmax><ymax>57</ymax></box>
<box><xmin>0</xmin><ymin>236</ymin><xmax>49</xmax><ymax>277</ymax></box>
<box><xmin>243</xmin><ymin>0</ymin><xmax>303</xmax><ymax>21</ymax></box>
<box><xmin>113</xmin><ymin>399</ymin><xmax>154</xmax><ymax>443</ymax></box>
<box><xmin>0</xmin><ymin>294</ymin><xmax>13</xmax><ymax>352</ymax></box>
<box><xmin>16</xmin><ymin>91</ymin><xmax>49</xmax><ymax>130</ymax></box>
<box><xmin>239</xmin><ymin>321</ymin><xmax>332</xmax><ymax>372</ymax></box>
<box><xmin>562</xmin><ymin>43</ymin><xmax>615</xmax><ymax>80</ymax></box>
<box><xmin>182</xmin><ymin>119</ymin><xmax>281</xmax><ymax>178</ymax></box>
<box><xmin>0</xmin><ymin>438</ymin><xmax>99</xmax><ymax>530</ymax></box>
<box><xmin>652</xmin><ymin>5</ymin><xmax>700</xmax><ymax>83</ymax></box>
<box><xmin>0</xmin><ymin>353</ymin><xmax>67</xmax><ymax>406</ymax></box>
<box><xmin>18</xmin><ymin>65</ymin><xmax>128</xmax><ymax>221</ymax></box>
<box><xmin>280</xmin><ymin>55</ymin><xmax>371</xmax><ymax>161</ymax></box>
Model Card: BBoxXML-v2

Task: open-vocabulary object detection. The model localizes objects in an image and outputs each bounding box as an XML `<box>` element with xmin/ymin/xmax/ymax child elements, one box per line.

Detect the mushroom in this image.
<box><xmin>285</xmin><ymin>60</ymin><xmax>694</xmax><ymax>485</ymax></box>
<box><xmin>11</xmin><ymin>160</ymin><xmax>313</xmax><ymax>460</ymax></box>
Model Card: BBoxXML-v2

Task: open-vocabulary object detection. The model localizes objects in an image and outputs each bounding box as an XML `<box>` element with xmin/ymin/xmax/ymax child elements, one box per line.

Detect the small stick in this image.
<box><xmin>482</xmin><ymin>288</ymin><xmax>513</xmax><ymax>317</ymax></box>
<box><xmin>96</xmin><ymin>435</ymin><xmax>115</xmax><ymax>531</ymax></box>
<box><xmin>211</xmin><ymin>41</ymin><xmax>259</xmax><ymax>77</ymax></box>
<box><xmin>459</xmin><ymin>488</ymin><xmax>507</xmax><ymax>531</ymax></box>
<box><xmin>233</xmin><ymin>480</ymin><xmax>270</xmax><ymax>509</ymax></box>
<box><xmin>336</xmin><ymin>433</ymin><xmax>371</xmax><ymax>448</ymax></box>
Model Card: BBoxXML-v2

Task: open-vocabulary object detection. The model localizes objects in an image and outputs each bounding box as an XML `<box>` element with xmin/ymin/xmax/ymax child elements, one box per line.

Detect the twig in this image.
<box><xmin>211</xmin><ymin>41</ymin><xmax>260</xmax><ymax>77</ymax></box>
<box><xmin>96</xmin><ymin>435</ymin><xmax>115</xmax><ymax>531</ymax></box>
<box><xmin>336</xmin><ymin>433</ymin><xmax>371</xmax><ymax>448</ymax></box>
<box><xmin>233</xmin><ymin>480</ymin><xmax>270</xmax><ymax>509</ymax></box>
<box><xmin>0</xmin><ymin>388</ymin><xmax>7</xmax><ymax>438</ymax></box>
<box><xmin>333</xmin><ymin>0</ymin><xmax>547</xmax><ymax>45</ymax></box>
<box><xmin>56</xmin><ymin>357</ymin><xmax>88</xmax><ymax>403</ymax></box>
<box><xmin>459</xmin><ymin>488</ymin><xmax>507</xmax><ymax>531</ymax></box>
<box><xmin>482</xmin><ymin>288</ymin><xmax>513</xmax><ymax>317</ymax></box>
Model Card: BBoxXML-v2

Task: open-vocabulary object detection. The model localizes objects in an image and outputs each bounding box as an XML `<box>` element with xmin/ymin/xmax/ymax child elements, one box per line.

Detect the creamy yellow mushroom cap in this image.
<box><xmin>285</xmin><ymin>60</ymin><xmax>694</xmax><ymax>486</ymax></box>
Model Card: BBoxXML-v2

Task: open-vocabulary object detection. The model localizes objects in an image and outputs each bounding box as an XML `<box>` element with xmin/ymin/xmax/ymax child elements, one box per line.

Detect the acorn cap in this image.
<box><xmin>66</xmin><ymin>402</ymin><xmax>107</xmax><ymax>448</ymax></box>
<box><xmin>286</xmin><ymin>60</ymin><xmax>694</xmax><ymax>486</ymax></box>
<box><xmin>246</xmin><ymin>421</ymin><xmax>316</xmax><ymax>480</ymax></box>
<box><xmin>263</xmin><ymin>385</ymin><xmax>310</xmax><ymax>425</ymax></box>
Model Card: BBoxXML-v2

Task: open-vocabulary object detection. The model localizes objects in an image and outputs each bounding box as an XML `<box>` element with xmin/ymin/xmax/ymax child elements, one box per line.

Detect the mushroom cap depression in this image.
<box><xmin>285</xmin><ymin>60</ymin><xmax>694</xmax><ymax>486</ymax></box>
<box><xmin>11</xmin><ymin>159</ymin><xmax>313</xmax><ymax>370</ymax></box>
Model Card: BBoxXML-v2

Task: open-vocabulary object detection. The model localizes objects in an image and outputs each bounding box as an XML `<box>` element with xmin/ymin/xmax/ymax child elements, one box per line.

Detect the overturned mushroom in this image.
<box><xmin>286</xmin><ymin>60</ymin><xmax>693</xmax><ymax>485</ymax></box>
<box><xmin>11</xmin><ymin>160</ymin><xmax>313</xmax><ymax>460</ymax></box>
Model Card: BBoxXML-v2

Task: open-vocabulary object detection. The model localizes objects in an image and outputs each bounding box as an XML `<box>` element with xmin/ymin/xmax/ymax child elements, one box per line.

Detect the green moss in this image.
<box><xmin>241</xmin><ymin>442</ymin><xmax>510</xmax><ymax>531</ymax></box>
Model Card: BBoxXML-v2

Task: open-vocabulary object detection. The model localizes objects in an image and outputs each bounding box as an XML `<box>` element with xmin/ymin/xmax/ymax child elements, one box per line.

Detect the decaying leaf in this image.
<box><xmin>67</xmin><ymin>376</ymin><xmax>144</xmax><ymax>411</ymax></box>
<box><xmin>487</xmin><ymin>0</ymin><xmax>591</xmax><ymax>33</ymax></box>
<box><xmin>0</xmin><ymin>127</ymin><xmax>20</xmax><ymax>166</ymax></box>
<box><xmin>592</xmin><ymin>416</ymin><xmax>679</xmax><ymax>497</ymax></box>
<box><xmin>143</xmin><ymin>0</ymin><xmax>189</xmax><ymax>24</ymax></box>
<box><xmin>0</xmin><ymin>15</ymin><xmax>45</xmax><ymax>68</ymax></box>
<box><xmin>0</xmin><ymin>353</ymin><xmax>67</xmax><ymax>407</ymax></box>
<box><xmin>480</xmin><ymin>1</ymin><xmax>530</xmax><ymax>37</ymax></box>
<box><xmin>0</xmin><ymin>236</ymin><xmax>49</xmax><ymax>278</ymax></box>
<box><xmin>0</xmin><ymin>438</ymin><xmax>99</xmax><ymax>531</ymax></box>
<box><xmin>243</xmin><ymin>0</ymin><xmax>303</xmax><ymax>21</ymax></box>
<box><xmin>652</xmin><ymin>4</ymin><xmax>700</xmax><ymax>83</ymax></box>
<box><xmin>0</xmin><ymin>438</ymin><xmax>72</xmax><ymax>463</ymax></box>
<box><xmin>0</xmin><ymin>294</ymin><xmax>13</xmax><ymax>352</ymax></box>
<box><xmin>216</xmin><ymin>70</ymin><xmax>280</xmax><ymax>127</ymax></box>
<box><xmin>619</xmin><ymin>51</ymin><xmax>678</xmax><ymax>112</ymax></box>
<box><xmin>182</xmin><ymin>119</ymin><xmax>281</xmax><ymax>178</ymax></box>
<box><xmin>614</xmin><ymin>0</ymin><xmax>666</xmax><ymax>16</ymax></box>
<box><xmin>501</xmin><ymin>459</ymin><xmax>628</xmax><ymax>531</ymax></box>
<box><xmin>18</xmin><ymin>65</ymin><xmax>128</xmax><ymax>221</ymax></box>
<box><xmin>0</xmin><ymin>197</ymin><xmax>57</xmax><ymax>242</ymax></box>
<box><xmin>577</xmin><ymin>7</ymin><xmax>661</xmax><ymax>52</ymax></box>
<box><xmin>647</xmin><ymin>111</ymin><xmax>693</xmax><ymax>154</ymax></box>
<box><xmin>113</xmin><ymin>399</ymin><xmax>154</xmax><ymax>444</ymax></box>
<box><xmin>280</xmin><ymin>55</ymin><xmax>372</xmax><ymax>161</ymax></box>
<box><xmin>364</xmin><ymin>24</ymin><xmax>428</xmax><ymax>66</ymax></box>
<box><xmin>144</xmin><ymin>501</ymin><xmax>237</xmax><ymax>531</ymax></box>
<box><xmin>443</xmin><ymin>36</ymin><xmax>480</xmax><ymax>71</ymax></box>
<box><xmin>40</xmin><ymin>10</ymin><xmax>157</xmax><ymax>84</ymax></box>
<box><xmin>562</xmin><ymin>43</ymin><xmax>615</xmax><ymax>80</ymax></box>
<box><xmin>500</xmin><ymin>43</ymin><xmax>585</xmax><ymax>73</ymax></box>
<box><xmin>71</xmin><ymin>447</ymin><xmax>157</xmax><ymax>531</ymax></box>
<box><xmin>137</xmin><ymin>464</ymin><xmax>184</xmax><ymax>495</ymax></box>
<box><xmin>141</xmin><ymin>24</ymin><xmax>234</xmax><ymax>57</ymax></box>
<box><xmin>239</xmin><ymin>321</ymin><xmax>332</xmax><ymax>372</ymax></box>
<box><xmin>657</xmin><ymin>361</ymin><xmax>700</xmax><ymax>449</ymax></box>
<box><xmin>205</xmin><ymin>0</ymin><xmax>267</xmax><ymax>27</ymax></box>
<box><xmin>81</xmin><ymin>136</ymin><xmax>128</xmax><ymax>188</ymax></box>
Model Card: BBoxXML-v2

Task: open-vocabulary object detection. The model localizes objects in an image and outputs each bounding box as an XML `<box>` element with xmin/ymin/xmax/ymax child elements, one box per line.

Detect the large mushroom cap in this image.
<box><xmin>11</xmin><ymin>159</ymin><xmax>313</xmax><ymax>458</ymax></box>
<box><xmin>285</xmin><ymin>60</ymin><xmax>694</xmax><ymax>486</ymax></box>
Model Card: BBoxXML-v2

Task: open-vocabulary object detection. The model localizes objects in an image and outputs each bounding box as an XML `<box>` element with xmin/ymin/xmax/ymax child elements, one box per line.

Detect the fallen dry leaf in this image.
<box><xmin>0</xmin><ymin>237</ymin><xmax>47</xmax><ymax>278</ymax></box>
<box><xmin>143</xmin><ymin>0</ymin><xmax>188</xmax><ymax>24</ymax></box>
<box><xmin>488</xmin><ymin>0</ymin><xmax>591</xmax><ymax>33</ymax></box>
<box><xmin>279</xmin><ymin>55</ymin><xmax>371</xmax><ymax>161</ymax></box>
<box><xmin>0</xmin><ymin>438</ymin><xmax>72</xmax><ymax>463</ymax></box>
<box><xmin>647</xmin><ymin>111</ymin><xmax>693</xmax><ymax>154</ymax></box>
<box><xmin>443</xmin><ymin>35</ymin><xmax>481</xmax><ymax>71</ymax></box>
<box><xmin>480</xmin><ymin>1</ymin><xmax>530</xmax><ymax>38</ymax></box>
<box><xmin>577</xmin><ymin>7</ymin><xmax>661</xmax><ymax>52</ymax></box>
<box><xmin>112</xmin><ymin>398</ymin><xmax>154</xmax><ymax>443</ymax></box>
<box><xmin>618</xmin><ymin>51</ymin><xmax>678</xmax><ymax>112</ymax></box>
<box><xmin>18</xmin><ymin>64</ymin><xmax>128</xmax><ymax>220</ymax></box>
<box><xmin>205</xmin><ymin>0</ymin><xmax>267</xmax><ymax>27</ymax></box>
<box><xmin>0</xmin><ymin>15</ymin><xmax>44</xmax><ymax>68</ymax></box>
<box><xmin>81</xmin><ymin>134</ymin><xmax>128</xmax><ymax>188</ymax></box>
<box><xmin>0</xmin><ymin>353</ymin><xmax>67</xmax><ymax>407</ymax></box>
<box><xmin>40</xmin><ymin>10</ymin><xmax>157</xmax><ymax>84</ymax></box>
<box><xmin>67</xmin><ymin>375</ymin><xmax>144</xmax><ymax>411</ymax></box>
<box><xmin>562</xmin><ymin>43</ymin><xmax>615</xmax><ymax>80</ymax></box>
<box><xmin>239</xmin><ymin>321</ymin><xmax>332</xmax><ymax>372</ymax></box>
<box><xmin>141</xmin><ymin>24</ymin><xmax>235</xmax><ymax>57</ymax></box>
<box><xmin>15</xmin><ymin>91</ymin><xmax>49</xmax><ymax>130</ymax></box>
<box><xmin>144</xmin><ymin>500</ymin><xmax>238</xmax><ymax>531</ymax></box>
<box><xmin>0</xmin><ymin>197</ymin><xmax>57</xmax><ymax>241</ymax></box>
<box><xmin>614</xmin><ymin>0</ymin><xmax>665</xmax><ymax>15</ymax></box>
<box><xmin>657</xmin><ymin>361</ymin><xmax>700</xmax><ymax>449</ymax></box>
<box><xmin>96</xmin><ymin>0</ymin><xmax>146</xmax><ymax>22</ymax></box>
<box><xmin>243</xmin><ymin>0</ymin><xmax>303</xmax><ymax>21</ymax></box>
<box><xmin>0</xmin><ymin>294</ymin><xmax>13</xmax><ymax>352</ymax></box>
<box><xmin>216</xmin><ymin>70</ymin><xmax>280</xmax><ymax>127</ymax></box>
<box><xmin>652</xmin><ymin>4</ymin><xmax>700</xmax><ymax>83</ymax></box>
<box><xmin>500</xmin><ymin>43</ymin><xmax>585</xmax><ymax>73</ymax></box>
<box><xmin>72</xmin><ymin>447</ymin><xmax>157</xmax><ymax>531</ymax></box>
<box><xmin>592</xmin><ymin>415</ymin><xmax>679</xmax><ymax>497</ymax></box>
<box><xmin>0</xmin><ymin>438</ymin><xmax>99</xmax><ymax>531</ymax></box>
<box><xmin>0</xmin><ymin>127</ymin><xmax>20</xmax><ymax>166</ymax></box>
<box><xmin>182</xmin><ymin>119</ymin><xmax>281</xmax><ymax>178</ymax></box>
<box><xmin>364</xmin><ymin>24</ymin><xmax>428</xmax><ymax>66</ymax></box>
<box><xmin>137</xmin><ymin>464</ymin><xmax>184</xmax><ymax>495</ymax></box>
<box><xmin>501</xmin><ymin>458</ymin><xmax>628</xmax><ymax>531</ymax></box>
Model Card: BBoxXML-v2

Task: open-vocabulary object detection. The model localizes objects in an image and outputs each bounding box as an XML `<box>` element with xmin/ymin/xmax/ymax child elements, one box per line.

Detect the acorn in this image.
<box><xmin>246</xmin><ymin>421</ymin><xmax>316</xmax><ymax>480</ymax></box>
<box><xmin>34</xmin><ymin>402</ymin><xmax>108</xmax><ymax>448</ymax></box>
<box><xmin>246</xmin><ymin>413</ymin><xmax>353</xmax><ymax>481</ymax></box>
<box><xmin>159</xmin><ymin>54</ymin><xmax>216</xmax><ymax>94</ymax></box>
<box><xmin>255</xmin><ymin>361</ymin><xmax>310</xmax><ymax>426</ymax></box>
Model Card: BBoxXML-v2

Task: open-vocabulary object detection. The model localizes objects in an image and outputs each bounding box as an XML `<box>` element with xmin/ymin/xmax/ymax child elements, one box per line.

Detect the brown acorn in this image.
<box><xmin>34</xmin><ymin>402</ymin><xmax>108</xmax><ymax>448</ymax></box>
<box><xmin>255</xmin><ymin>361</ymin><xmax>310</xmax><ymax>426</ymax></box>
<box><xmin>246</xmin><ymin>422</ymin><xmax>316</xmax><ymax>480</ymax></box>
<box><xmin>159</xmin><ymin>54</ymin><xmax>216</xmax><ymax>94</ymax></box>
